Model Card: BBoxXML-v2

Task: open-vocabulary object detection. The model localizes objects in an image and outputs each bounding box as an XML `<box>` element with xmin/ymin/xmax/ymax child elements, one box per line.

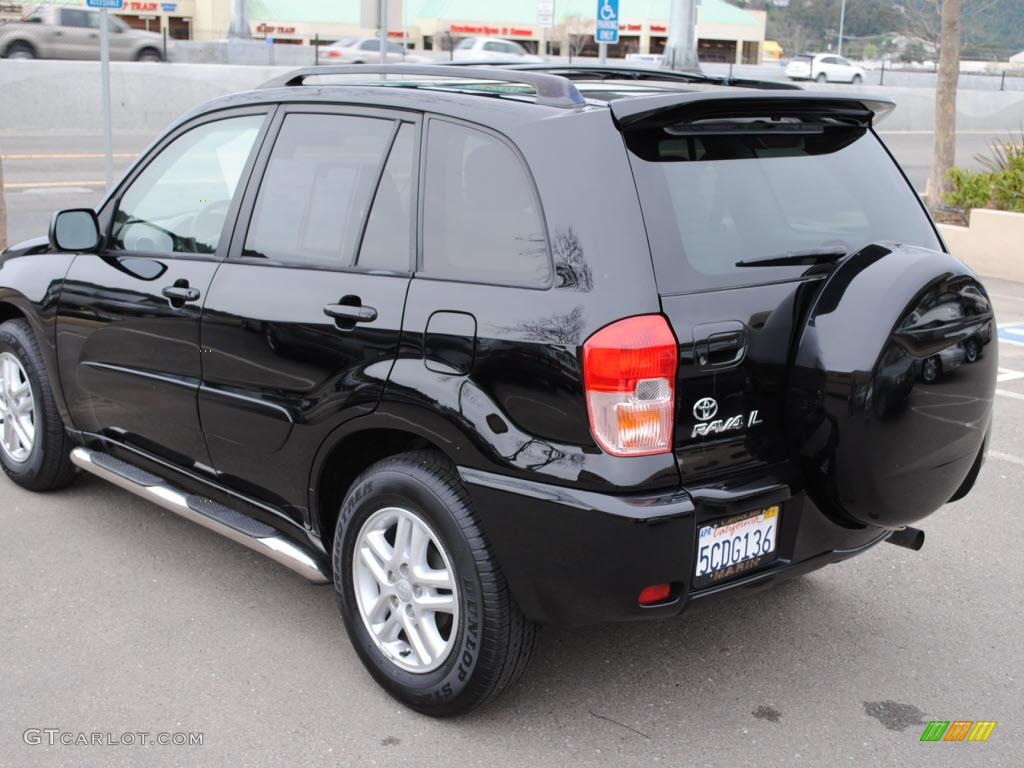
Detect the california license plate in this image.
<box><xmin>694</xmin><ymin>506</ymin><xmax>779</xmax><ymax>587</ymax></box>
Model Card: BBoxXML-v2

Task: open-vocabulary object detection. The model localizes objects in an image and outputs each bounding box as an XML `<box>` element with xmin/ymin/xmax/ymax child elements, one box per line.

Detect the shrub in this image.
<box><xmin>946</xmin><ymin>130</ymin><xmax>1024</xmax><ymax>214</ymax></box>
<box><xmin>944</xmin><ymin>166</ymin><xmax>992</xmax><ymax>211</ymax></box>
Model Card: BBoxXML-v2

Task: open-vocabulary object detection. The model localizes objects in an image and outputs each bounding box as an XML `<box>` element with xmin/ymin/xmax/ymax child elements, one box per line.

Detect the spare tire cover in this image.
<box><xmin>788</xmin><ymin>243</ymin><xmax>996</xmax><ymax>529</ymax></box>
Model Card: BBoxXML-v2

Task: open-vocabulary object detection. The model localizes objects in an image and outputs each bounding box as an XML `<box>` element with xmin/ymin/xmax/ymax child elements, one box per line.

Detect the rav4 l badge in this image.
<box><xmin>691</xmin><ymin>397</ymin><xmax>763</xmax><ymax>438</ymax></box>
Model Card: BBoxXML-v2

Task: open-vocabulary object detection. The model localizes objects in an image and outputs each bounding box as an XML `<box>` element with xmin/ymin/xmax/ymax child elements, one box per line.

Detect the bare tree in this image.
<box><xmin>902</xmin><ymin>0</ymin><xmax>1001</xmax><ymax>54</ymax></box>
<box><xmin>772</xmin><ymin>19</ymin><xmax>814</xmax><ymax>60</ymax></box>
<box><xmin>927</xmin><ymin>0</ymin><xmax>962</xmax><ymax>214</ymax></box>
<box><xmin>558</xmin><ymin>15</ymin><xmax>592</xmax><ymax>62</ymax></box>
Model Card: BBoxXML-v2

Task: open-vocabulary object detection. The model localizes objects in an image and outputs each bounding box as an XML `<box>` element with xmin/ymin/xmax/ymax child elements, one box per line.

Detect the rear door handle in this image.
<box><xmin>323</xmin><ymin>303</ymin><xmax>378</xmax><ymax>323</ymax></box>
<box><xmin>162</xmin><ymin>285</ymin><xmax>201</xmax><ymax>304</ymax></box>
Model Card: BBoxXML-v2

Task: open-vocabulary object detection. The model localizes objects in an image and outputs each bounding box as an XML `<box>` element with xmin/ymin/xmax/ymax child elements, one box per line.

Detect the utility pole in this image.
<box><xmin>837</xmin><ymin>0</ymin><xmax>847</xmax><ymax>55</ymax></box>
<box><xmin>662</xmin><ymin>0</ymin><xmax>698</xmax><ymax>71</ymax></box>
<box><xmin>100</xmin><ymin>9</ymin><xmax>113</xmax><ymax>191</ymax></box>
<box><xmin>379</xmin><ymin>0</ymin><xmax>388</xmax><ymax>64</ymax></box>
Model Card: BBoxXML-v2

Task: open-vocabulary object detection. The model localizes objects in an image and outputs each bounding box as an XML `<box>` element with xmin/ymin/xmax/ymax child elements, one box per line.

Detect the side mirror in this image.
<box><xmin>49</xmin><ymin>209</ymin><xmax>101</xmax><ymax>252</ymax></box>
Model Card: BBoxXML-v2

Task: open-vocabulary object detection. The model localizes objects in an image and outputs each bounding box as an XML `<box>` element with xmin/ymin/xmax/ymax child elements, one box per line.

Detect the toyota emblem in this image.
<box><xmin>693</xmin><ymin>397</ymin><xmax>718</xmax><ymax>421</ymax></box>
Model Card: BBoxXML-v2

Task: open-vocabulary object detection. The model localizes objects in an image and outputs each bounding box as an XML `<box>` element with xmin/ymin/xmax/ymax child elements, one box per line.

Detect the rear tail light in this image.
<box><xmin>583</xmin><ymin>315</ymin><xmax>677</xmax><ymax>456</ymax></box>
<box><xmin>328</xmin><ymin>50</ymin><xmax>341</xmax><ymax>58</ymax></box>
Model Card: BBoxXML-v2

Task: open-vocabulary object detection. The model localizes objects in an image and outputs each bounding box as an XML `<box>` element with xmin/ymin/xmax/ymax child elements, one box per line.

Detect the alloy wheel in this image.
<box><xmin>0</xmin><ymin>352</ymin><xmax>36</xmax><ymax>463</ymax></box>
<box><xmin>352</xmin><ymin>506</ymin><xmax>459</xmax><ymax>673</ymax></box>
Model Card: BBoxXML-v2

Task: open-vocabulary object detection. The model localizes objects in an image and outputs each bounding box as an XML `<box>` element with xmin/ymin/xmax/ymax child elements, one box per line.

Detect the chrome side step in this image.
<box><xmin>70</xmin><ymin>447</ymin><xmax>330</xmax><ymax>584</ymax></box>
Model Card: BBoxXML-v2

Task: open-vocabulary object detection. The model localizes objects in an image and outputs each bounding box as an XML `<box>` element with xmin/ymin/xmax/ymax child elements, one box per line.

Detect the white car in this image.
<box><xmin>785</xmin><ymin>53</ymin><xmax>865</xmax><ymax>84</ymax></box>
<box><xmin>322</xmin><ymin>37</ymin><xmax>415</xmax><ymax>64</ymax></box>
<box><xmin>452</xmin><ymin>37</ymin><xmax>541</xmax><ymax>63</ymax></box>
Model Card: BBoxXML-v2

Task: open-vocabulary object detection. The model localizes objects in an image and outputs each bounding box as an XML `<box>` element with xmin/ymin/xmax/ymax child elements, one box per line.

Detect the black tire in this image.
<box><xmin>135</xmin><ymin>48</ymin><xmax>162</xmax><ymax>62</ymax></box>
<box><xmin>0</xmin><ymin>319</ymin><xmax>76</xmax><ymax>491</ymax></box>
<box><xmin>333</xmin><ymin>450</ymin><xmax>537</xmax><ymax>716</ymax></box>
<box><xmin>852</xmin><ymin>74</ymin><xmax>863</xmax><ymax>85</ymax></box>
<box><xmin>922</xmin><ymin>355</ymin><xmax>942</xmax><ymax>384</ymax></box>
<box><xmin>5</xmin><ymin>41</ymin><xmax>36</xmax><ymax>60</ymax></box>
<box><xmin>964</xmin><ymin>338</ymin><xmax>979</xmax><ymax>363</ymax></box>
<box><xmin>815</xmin><ymin>72</ymin><xmax>828</xmax><ymax>83</ymax></box>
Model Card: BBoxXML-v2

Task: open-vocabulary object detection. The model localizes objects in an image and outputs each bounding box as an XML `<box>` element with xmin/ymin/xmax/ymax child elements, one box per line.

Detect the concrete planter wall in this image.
<box><xmin>938</xmin><ymin>208</ymin><xmax>1024</xmax><ymax>283</ymax></box>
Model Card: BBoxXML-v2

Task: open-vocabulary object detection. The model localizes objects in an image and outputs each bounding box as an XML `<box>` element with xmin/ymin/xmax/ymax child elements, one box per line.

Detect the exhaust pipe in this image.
<box><xmin>886</xmin><ymin>526</ymin><xmax>925</xmax><ymax>551</ymax></box>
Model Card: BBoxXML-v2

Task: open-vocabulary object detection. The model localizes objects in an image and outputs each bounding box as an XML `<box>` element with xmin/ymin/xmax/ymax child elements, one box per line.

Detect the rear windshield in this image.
<box><xmin>626</xmin><ymin>125</ymin><xmax>941</xmax><ymax>293</ymax></box>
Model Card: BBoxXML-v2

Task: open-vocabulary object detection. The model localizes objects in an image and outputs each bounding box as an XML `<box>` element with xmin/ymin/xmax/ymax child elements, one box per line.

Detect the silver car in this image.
<box><xmin>0</xmin><ymin>5</ymin><xmax>165</xmax><ymax>62</ymax></box>
<box><xmin>321</xmin><ymin>36</ymin><xmax>411</xmax><ymax>65</ymax></box>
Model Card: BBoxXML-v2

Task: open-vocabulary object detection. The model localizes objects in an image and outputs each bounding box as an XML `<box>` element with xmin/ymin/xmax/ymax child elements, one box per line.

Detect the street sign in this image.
<box><xmin>86</xmin><ymin>0</ymin><xmax>124</xmax><ymax>8</ymax></box>
<box><xmin>537</xmin><ymin>0</ymin><xmax>554</xmax><ymax>29</ymax></box>
<box><xmin>595</xmin><ymin>0</ymin><xmax>619</xmax><ymax>44</ymax></box>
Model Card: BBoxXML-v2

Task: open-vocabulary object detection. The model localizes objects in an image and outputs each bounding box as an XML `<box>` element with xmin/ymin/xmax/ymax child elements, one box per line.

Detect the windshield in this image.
<box><xmin>627</xmin><ymin>126</ymin><xmax>941</xmax><ymax>293</ymax></box>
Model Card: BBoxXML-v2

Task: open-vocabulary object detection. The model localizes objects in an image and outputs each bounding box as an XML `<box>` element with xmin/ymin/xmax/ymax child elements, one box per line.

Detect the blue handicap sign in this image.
<box><xmin>596</xmin><ymin>0</ymin><xmax>620</xmax><ymax>44</ymax></box>
<box><xmin>998</xmin><ymin>324</ymin><xmax>1024</xmax><ymax>346</ymax></box>
<box><xmin>86</xmin><ymin>0</ymin><xmax>124</xmax><ymax>8</ymax></box>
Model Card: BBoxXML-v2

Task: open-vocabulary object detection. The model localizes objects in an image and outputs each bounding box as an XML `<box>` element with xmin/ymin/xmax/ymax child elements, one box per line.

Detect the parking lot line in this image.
<box><xmin>3</xmin><ymin>180</ymin><xmax>106</xmax><ymax>190</ymax></box>
<box><xmin>998</xmin><ymin>324</ymin><xmax>1024</xmax><ymax>346</ymax></box>
<box><xmin>998</xmin><ymin>369</ymin><xmax>1024</xmax><ymax>383</ymax></box>
<box><xmin>990</xmin><ymin>450</ymin><xmax>1024</xmax><ymax>467</ymax></box>
<box><xmin>0</xmin><ymin>152</ymin><xmax>137</xmax><ymax>160</ymax></box>
<box><xmin>996</xmin><ymin>389</ymin><xmax>1024</xmax><ymax>402</ymax></box>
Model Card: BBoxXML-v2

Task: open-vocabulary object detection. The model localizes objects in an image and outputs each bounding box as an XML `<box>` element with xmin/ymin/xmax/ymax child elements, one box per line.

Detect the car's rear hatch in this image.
<box><xmin>612</xmin><ymin>92</ymin><xmax>946</xmax><ymax>487</ymax></box>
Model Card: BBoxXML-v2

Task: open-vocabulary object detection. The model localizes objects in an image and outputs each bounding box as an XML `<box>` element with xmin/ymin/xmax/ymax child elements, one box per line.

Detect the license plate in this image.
<box><xmin>694</xmin><ymin>506</ymin><xmax>779</xmax><ymax>587</ymax></box>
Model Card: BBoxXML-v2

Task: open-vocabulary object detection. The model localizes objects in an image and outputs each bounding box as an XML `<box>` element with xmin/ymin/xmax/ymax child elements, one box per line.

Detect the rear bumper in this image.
<box><xmin>461</xmin><ymin>466</ymin><xmax>889</xmax><ymax>627</ymax></box>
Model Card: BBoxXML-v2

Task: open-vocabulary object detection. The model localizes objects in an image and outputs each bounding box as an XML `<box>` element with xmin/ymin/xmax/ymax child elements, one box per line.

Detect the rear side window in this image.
<box><xmin>243</xmin><ymin>113</ymin><xmax>393</xmax><ymax>267</ymax></box>
<box><xmin>358</xmin><ymin>123</ymin><xmax>415</xmax><ymax>272</ymax></box>
<box><xmin>421</xmin><ymin>120</ymin><xmax>549</xmax><ymax>286</ymax></box>
<box><xmin>626</xmin><ymin>124</ymin><xmax>941</xmax><ymax>293</ymax></box>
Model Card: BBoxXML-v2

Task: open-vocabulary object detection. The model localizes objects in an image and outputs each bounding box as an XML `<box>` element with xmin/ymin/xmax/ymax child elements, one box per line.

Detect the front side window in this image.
<box><xmin>422</xmin><ymin>120</ymin><xmax>549</xmax><ymax>285</ymax></box>
<box><xmin>243</xmin><ymin>113</ymin><xmax>394</xmax><ymax>267</ymax></box>
<box><xmin>111</xmin><ymin>115</ymin><xmax>263</xmax><ymax>254</ymax></box>
<box><xmin>361</xmin><ymin>39</ymin><xmax>380</xmax><ymax>51</ymax></box>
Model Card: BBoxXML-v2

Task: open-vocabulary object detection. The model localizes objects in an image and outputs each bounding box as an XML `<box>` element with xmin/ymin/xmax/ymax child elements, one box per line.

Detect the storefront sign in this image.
<box><xmin>256</xmin><ymin>23</ymin><xmax>296</xmax><ymax>34</ymax></box>
<box><xmin>450</xmin><ymin>24</ymin><xmax>533</xmax><ymax>37</ymax></box>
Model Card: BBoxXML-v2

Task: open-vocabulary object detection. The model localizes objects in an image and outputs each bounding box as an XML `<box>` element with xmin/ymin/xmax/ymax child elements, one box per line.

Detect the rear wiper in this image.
<box><xmin>735</xmin><ymin>246</ymin><xmax>848</xmax><ymax>268</ymax></box>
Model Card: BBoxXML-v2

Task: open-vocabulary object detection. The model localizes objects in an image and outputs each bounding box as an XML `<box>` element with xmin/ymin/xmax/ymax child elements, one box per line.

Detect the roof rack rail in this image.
<box><xmin>501</xmin><ymin>63</ymin><xmax>802</xmax><ymax>92</ymax></box>
<box><xmin>258</xmin><ymin>64</ymin><xmax>586</xmax><ymax>109</ymax></box>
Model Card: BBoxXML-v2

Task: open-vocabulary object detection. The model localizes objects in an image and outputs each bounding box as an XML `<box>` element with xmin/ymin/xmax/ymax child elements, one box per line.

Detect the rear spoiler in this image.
<box><xmin>610</xmin><ymin>91</ymin><xmax>896</xmax><ymax>130</ymax></box>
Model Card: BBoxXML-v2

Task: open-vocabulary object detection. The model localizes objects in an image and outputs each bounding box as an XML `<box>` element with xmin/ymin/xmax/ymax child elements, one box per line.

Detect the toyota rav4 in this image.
<box><xmin>0</xmin><ymin>65</ymin><xmax>996</xmax><ymax>716</ymax></box>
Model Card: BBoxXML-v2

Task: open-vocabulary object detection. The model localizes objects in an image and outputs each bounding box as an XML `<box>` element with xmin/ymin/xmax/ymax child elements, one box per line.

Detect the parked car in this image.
<box><xmin>0</xmin><ymin>5</ymin><xmax>165</xmax><ymax>62</ymax></box>
<box><xmin>321</xmin><ymin>36</ymin><xmax>414</xmax><ymax>64</ymax></box>
<box><xmin>452</xmin><ymin>36</ymin><xmax>541</xmax><ymax>63</ymax></box>
<box><xmin>0</xmin><ymin>64</ymin><xmax>996</xmax><ymax>717</ymax></box>
<box><xmin>785</xmin><ymin>53</ymin><xmax>864</xmax><ymax>83</ymax></box>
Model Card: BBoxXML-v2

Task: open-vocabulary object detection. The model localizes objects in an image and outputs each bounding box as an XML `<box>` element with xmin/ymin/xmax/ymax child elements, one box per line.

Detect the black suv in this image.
<box><xmin>0</xmin><ymin>66</ymin><xmax>996</xmax><ymax>716</ymax></box>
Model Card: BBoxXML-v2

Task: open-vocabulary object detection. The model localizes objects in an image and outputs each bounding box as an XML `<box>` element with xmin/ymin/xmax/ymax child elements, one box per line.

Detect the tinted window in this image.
<box><xmin>358</xmin><ymin>124</ymin><xmax>415</xmax><ymax>272</ymax></box>
<box><xmin>61</xmin><ymin>9</ymin><xmax>90</xmax><ymax>27</ymax></box>
<box><xmin>111</xmin><ymin>115</ymin><xmax>263</xmax><ymax>254</ymax></box>
<box><xmin>626</xmin><ymin>127</ymin><xmax>941</xmax><ymax>293</ymax></box>
<box><xmin>483</xmin><ymin>42</ymin><xmax>502</xmax><ymax>53</ymax></box>
<box><xmin>456</xmin><ymin>38</ymin><xmax>477</xmax><ymax>50</ymax></box>
<box><xmin>422</xmin><ymin>120</ymin><xmax>549</xmax><ymax>285</ymax></box>
<box><xmin>361</xmin><ymin>39</ymin><xmax>380</xmax><ymax>51</ymax></box>
<box><xmin>388</xmin><ymin>42</ymin><xmax>404</xmax><ymax>53</ymax></box>
<box><xmin>243</xmin><ymin>113</ymin><xmax>393</xmax><ymax>267</ymax></box>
